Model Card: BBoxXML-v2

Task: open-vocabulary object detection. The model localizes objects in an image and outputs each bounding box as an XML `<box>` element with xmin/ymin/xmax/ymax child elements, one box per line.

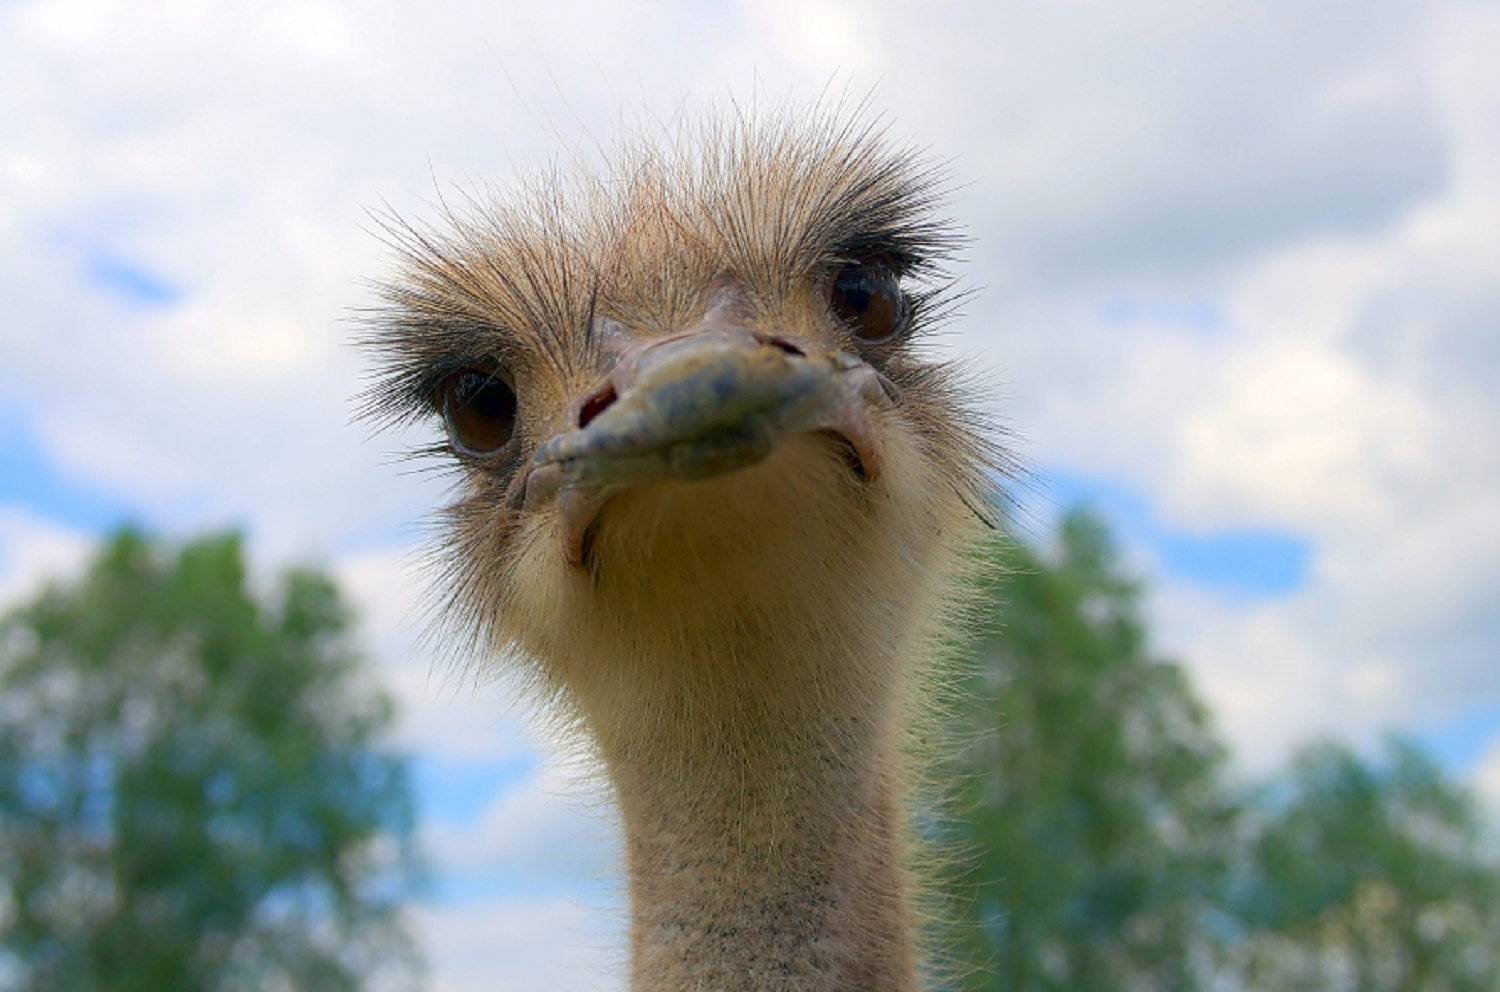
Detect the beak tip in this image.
<box><xmin>520</xmin><ymin>332</ymin><xmax>891</xmax><ymax>564</ymax></box>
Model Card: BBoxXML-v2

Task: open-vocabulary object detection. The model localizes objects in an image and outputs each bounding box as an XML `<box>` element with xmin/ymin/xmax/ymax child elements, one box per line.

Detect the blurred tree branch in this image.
<box><xmin>0</xmin><ymin>529</ymin><xmax>422</xmax><ymax>992</ymax></box>
<box><xmin>948</xmin><ymin>509</ymin><xmax>1500</xmax><ymax>992</ymax></box>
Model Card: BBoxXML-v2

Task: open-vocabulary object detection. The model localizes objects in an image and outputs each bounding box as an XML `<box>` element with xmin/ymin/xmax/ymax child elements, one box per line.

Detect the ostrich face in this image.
<box><xmin>461</xmin><ymin>267</ymin><xmax>900</xmax><ymax>566</ymax></box>
<box><xmin>363</xmin><ymin>114</ymin><xmax>1000</xmax><ymax>696</ymax></box>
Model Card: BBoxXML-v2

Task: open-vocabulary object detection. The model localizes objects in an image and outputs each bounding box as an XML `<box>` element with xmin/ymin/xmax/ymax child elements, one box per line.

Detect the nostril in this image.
<box><xmin>578</xmin><ymin>384</ymin><xmax>617</xmax><ymax>429</ymax></box>
<box><xmin>761</xmin><ymin>336</ymin><xmax>806</xmax><ymax>357</ymax></box>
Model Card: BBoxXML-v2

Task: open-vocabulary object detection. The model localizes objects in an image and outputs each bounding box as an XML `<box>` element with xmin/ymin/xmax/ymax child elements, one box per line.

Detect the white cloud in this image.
<box><xmin>421</xmin><ymin>753</ymin><xmax>620</xmax><ymax>885</ymax></box>
<box><xmin>1475</xmin><ymin>736</ymin><xmax>1500</xmax><ymax>820</ymax></box>
<box><xmin>933</xmin><ymin>3</ymin><xmax>1500</xmax><ymax>772</ymax></box>
<box><xmin>865</xmin><ymin>0</ymin><xmax>1446</xmax><ymax>287</ymax></box>
<box><xmin>264</xmin><ymin>1</ymin><xmax>365</xmax><ymax>62</ymax></box>
<box><xmin>410</xmin><ymin>897</ymin><xmax>624</xmax><ymax>992</ymax></box>
<box><xmin>335</xmin><ymin>546</ymin><xmax>544</xmax><ymax>763</ymax></box>
<box><xmin>0</xmin><ymin>507</ymin><xmax>93</xmax><ymax>610</ymax></box>
<box><xmin>739</xmin><ymin>0</ymin><xmax>882</xmax><ymax>75</ymax></box>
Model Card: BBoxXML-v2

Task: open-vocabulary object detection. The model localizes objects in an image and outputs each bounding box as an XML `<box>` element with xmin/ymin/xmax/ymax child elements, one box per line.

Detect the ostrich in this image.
<box><xmin>362</xmin><ymin>106</ymin><xmax>1007</xmax><ymax>992</ymax></box>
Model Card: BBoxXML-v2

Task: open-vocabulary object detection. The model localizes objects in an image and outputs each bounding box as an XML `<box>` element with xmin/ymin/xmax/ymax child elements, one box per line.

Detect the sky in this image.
<box><xmin>3</xmin><ymin>0</ymin><xmax>1499</xmax><ymax>988</ymax></box>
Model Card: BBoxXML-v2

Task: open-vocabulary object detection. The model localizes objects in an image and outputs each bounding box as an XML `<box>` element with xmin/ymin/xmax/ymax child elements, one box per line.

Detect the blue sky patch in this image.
<box><xmin>1031</xmin><ymin>468</ymin><xmax>1312</xmax><ymax>600</ymax></box>
<box><xmin>429</xmin><ymin>872</ymin><xmax>618</xmax><ymax>908</ymax></box>
<box><xmin>0</xmin><ymin>411</ymin><xmax>133</xmax><ymax>532</ymax></box>
<box><xmin>412</xmin><ymin>753</ymin><xmax>537</xmax><ymax>828</ymax></box>
<box><xmin>1157</xmin><ymin>529</ymin><xmax>1309</xmax><ymax>596</ymax></box>
<box><xmin>85</xmin><ymin>252</ymin><xmax>182</xmax><ymax>307</ymax></box>
<box><xmin>1417</xmin><ymin>705</ymin><xmax>1500</xmax><ymax>777</ymax></box>
<box><xmin>1098</xmin><ymin>297</ymin><xmax>1223</xmax><ymax>333</ymax></box>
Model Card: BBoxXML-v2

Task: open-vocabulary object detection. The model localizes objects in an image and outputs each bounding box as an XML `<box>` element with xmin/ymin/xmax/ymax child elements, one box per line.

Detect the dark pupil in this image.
<box><xmin>832</xmin><ymin>261</ymin><xmax>905</xmax><ymax>342</ymax></box>
<box><xmin>839</xmin><ymin>279</ymin><xmax>873</xmax><ymax>313</ymax></box>
<box><xmin>442</xmin><ymin>371</ymin><xmax>517</xmax><ymax>455</ymax></box>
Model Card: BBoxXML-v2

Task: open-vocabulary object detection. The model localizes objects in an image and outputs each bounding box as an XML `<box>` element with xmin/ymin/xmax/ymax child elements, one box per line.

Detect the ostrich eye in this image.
<box><xmin>436</xmin><ymin>369</ymin><xmax>517</xmax><ymax>456</ymax></box>
<box><xmin>830</xmin><ymin>257</ymin><xmax>909</xmax><ymax>343</ymax></box>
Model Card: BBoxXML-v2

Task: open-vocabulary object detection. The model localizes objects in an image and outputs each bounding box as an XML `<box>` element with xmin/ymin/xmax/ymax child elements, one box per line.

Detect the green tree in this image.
<box><xmin>1235</xmin><ymin>737</ymin><xmax>1500</xmax><ymax>992</ymax></box>
<box><xmin>950</xmin><ymin>510</ymin><xmax>1236</xmax><ymax>992</ymax></box>
<box><xmin>0</xmin><ymin>529</ymin><xmax>421</xmax><ymax>992</ymax></box>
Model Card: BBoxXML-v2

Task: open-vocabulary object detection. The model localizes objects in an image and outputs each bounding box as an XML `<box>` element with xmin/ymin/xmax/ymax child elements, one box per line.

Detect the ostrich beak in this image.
<box><xmin>522</xmin><ymin>324</ymin><xmax>893</xmax><ymax>565</ymax></box>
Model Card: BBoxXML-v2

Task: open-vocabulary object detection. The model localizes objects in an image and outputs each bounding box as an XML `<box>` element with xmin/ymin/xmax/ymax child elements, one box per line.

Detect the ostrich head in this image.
<box><xmin>363</xmin><ymin>107</ymin><xmax>1006</xmax><ymax>992</ymax></box>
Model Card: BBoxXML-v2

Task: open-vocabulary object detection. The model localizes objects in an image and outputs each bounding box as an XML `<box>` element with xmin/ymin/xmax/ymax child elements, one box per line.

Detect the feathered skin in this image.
<box><xmin>361</xmin><ymin>104</ymin><xmax>1011</xmax><ymax>992</ymax></box>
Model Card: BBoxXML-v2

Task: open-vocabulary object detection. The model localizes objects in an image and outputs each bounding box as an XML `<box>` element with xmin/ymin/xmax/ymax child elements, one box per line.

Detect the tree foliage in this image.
<box><xmin>951</xmin><ymin>510</ymin><xmax>1236</xmax><ymax>992</ymax></box>
<box><xmin>1234</xmin><ymin>738</ymin><xmax>1500</xmax><ymax>992</ymax></box>
<box><xmin>949</xmin><ymin>510</ymin><xmax>1500</xmax><ymax>992</ymax></box>
<box><xmin>0</xmin><ymin>529</ymin><xmax>420</xmax><ymax>992</ymax></box>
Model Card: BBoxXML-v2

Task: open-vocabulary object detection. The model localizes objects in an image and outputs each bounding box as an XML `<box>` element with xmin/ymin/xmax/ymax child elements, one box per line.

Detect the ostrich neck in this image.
<box><xmin>589</xmin><ymin>627</ymin><xmax>919</xmax><ymax>992</ymax></box>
